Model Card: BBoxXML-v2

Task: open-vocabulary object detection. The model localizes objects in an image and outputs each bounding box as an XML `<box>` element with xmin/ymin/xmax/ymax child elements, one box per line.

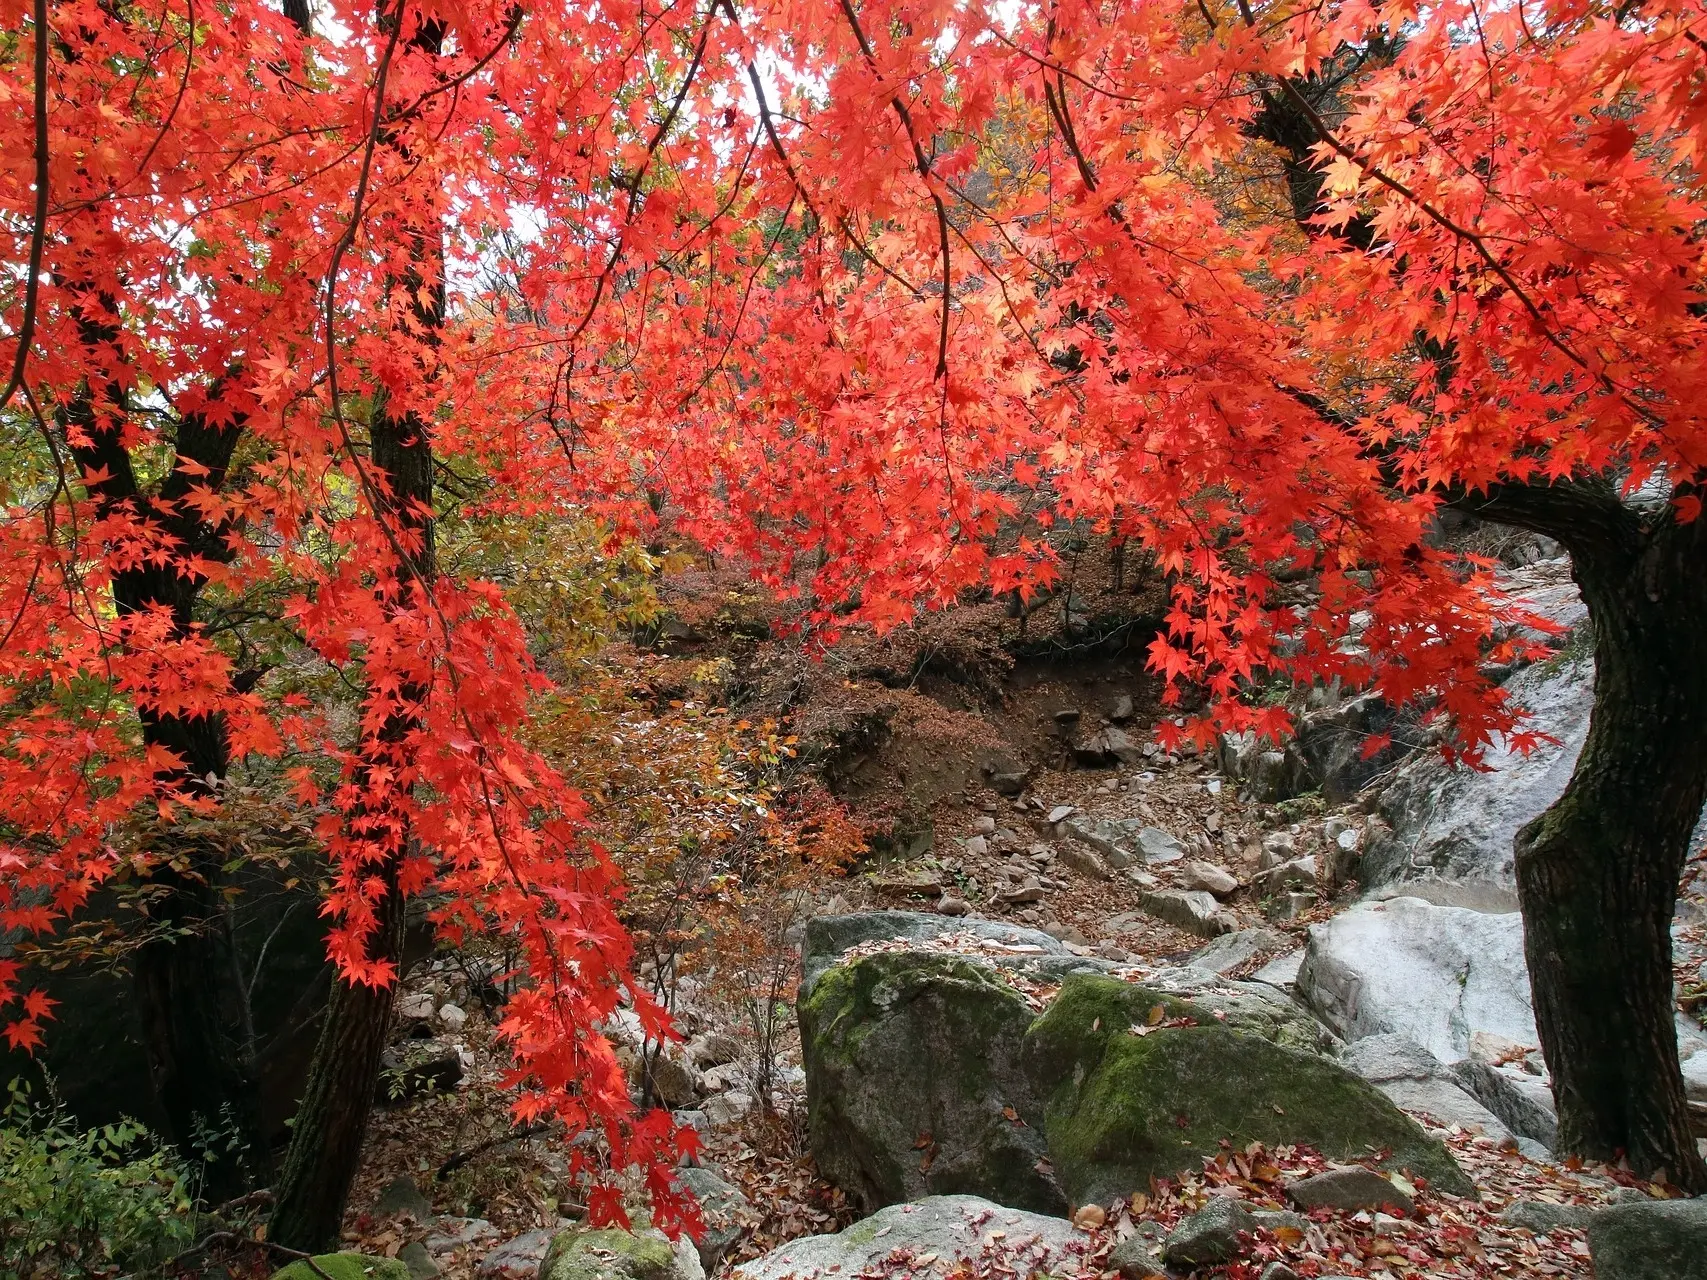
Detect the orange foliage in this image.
<box><xmin>3</xmin><ymin>0</ymin><xmax>1705</xmax><ymax>1221</ymax></box>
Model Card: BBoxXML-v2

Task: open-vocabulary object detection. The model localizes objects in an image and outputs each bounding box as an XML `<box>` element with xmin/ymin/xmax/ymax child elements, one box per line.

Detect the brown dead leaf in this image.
<box><xmin>1072</xmin><ymin>1204</ymin><xmax>1106</xmax><ymax>1230</ymax></box>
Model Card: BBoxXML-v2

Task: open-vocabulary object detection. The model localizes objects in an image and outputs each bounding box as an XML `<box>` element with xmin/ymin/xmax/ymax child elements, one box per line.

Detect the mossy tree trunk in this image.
<box><xmin>1460</xmin><ymin>480</ymin><xmax>1707</xmax><ymax>1190</ymax></box>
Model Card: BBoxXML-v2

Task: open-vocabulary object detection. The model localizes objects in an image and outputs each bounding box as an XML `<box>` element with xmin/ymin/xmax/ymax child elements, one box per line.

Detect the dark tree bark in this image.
<box><xmin>265</xmin><ymin>882</ymin><xmax>406</xmax><ymax>1248</ymax></box>
<box><xmin>268</xmin><ymin>5</ymin><xmax>445</xmax><ymax>1247</ymax></box>
<box><xmin>1244</xmin><ymin>50</ymin><xmax>1707</xmax><ymax>1184</ymax></box>
<box><xmin>266</xmin><ymin>347</ymin><xmax>439</xmax><ymax>1250</ymax></box>
<box><xmin>61</xmin><ymin>299</ymin><xmax>263</xmax><ymax>1200</ymax></box>
<box><xmin>268</xmin><ymin>356</ymin><xmax>439</xmax><ymax>1253</ymax></box>
<box><xmin>1456</xmin><ymin>479</ymin><xmax>1707</xmax><ymax>1190</ymax></box>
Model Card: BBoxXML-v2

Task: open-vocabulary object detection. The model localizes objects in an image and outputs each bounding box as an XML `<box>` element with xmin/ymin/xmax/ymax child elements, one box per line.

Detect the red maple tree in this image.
<box><xmin>3</xmin><ymin>0</ymin><xmax>1705</xmax><ymax>1233</ymax></box>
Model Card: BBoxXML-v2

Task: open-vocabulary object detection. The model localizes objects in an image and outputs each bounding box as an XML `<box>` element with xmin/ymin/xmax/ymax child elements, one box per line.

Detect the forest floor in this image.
<box><xmin>328</xmin><ymin>552</ymin><xmax>1685</xmax><ymax>1280</ymax></box>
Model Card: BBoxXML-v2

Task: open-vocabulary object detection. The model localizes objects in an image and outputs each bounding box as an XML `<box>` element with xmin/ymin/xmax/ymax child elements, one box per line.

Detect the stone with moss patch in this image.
<box><xmin>800</xmin><ymin>950</ymin><xmax>1064</xmax><ymax>1214</ymax></box>
<box><xmin>273</xmin><ymin>1254</ymin><xmax>410</xmax><ymax>1280</ymax></box>
<box><xmin>799</xmin><ymin>911</ymin><xmax>1081</xmax><ymax>995</ymax></box>
<box><xmin>1137</xmin><ymin>967</ymin><xmax>1337</xmax><ymax>1054</ymax></box>
<box><xmin>1024</xmin><ymin>975</ymin><xmax>1472</xmax><ymax>1204</ymax></box>
<box><xmin>538</xmin><ymin>1227</ymin><xmax>702</xmax><ymax>1280</ymax></box>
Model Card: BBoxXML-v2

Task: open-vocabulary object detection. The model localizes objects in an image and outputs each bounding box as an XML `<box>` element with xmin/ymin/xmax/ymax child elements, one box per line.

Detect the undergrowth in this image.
<box><xmin>0</xmin><ymin>1079</ymin><xmax>195</xmax><ymax>1278</ymax></box>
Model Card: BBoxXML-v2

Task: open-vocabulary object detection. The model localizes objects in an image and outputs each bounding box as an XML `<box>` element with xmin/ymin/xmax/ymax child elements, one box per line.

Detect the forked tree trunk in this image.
<box><xmin>1248</xmin><ymin>57</ymin><xmax>1707</xmax><ymax>1185</ymax></box>
<box><xmin>1469</xmin><ymin>482</ymin><xmax>1707</xmax><ymax>1190</ymax></box>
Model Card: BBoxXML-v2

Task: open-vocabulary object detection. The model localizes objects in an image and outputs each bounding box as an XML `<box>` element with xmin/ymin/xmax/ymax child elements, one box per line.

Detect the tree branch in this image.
<box><xmin>1445</xmin><ymin>477</ymin><xmax>1645</xmax><ymax>559</ymax></box>
<box><xmin>834</xmin><ymin>0</ymin><xmax>952</xmax><ymax>377</ymax></box>
<box><xmin>0</xmin><ymin>0</ymin><xmax>50</xmax><ymax>414</ymax></box>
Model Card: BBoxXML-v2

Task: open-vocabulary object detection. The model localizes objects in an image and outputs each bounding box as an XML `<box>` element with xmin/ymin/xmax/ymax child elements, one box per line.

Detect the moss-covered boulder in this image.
<box><xmin>538</xmin><ymin>1227</ymin><xmax>702</xmax><ymax>1280</ymax></box>
<box><xmin>1024</xmin><ymin>975</ymin><xmax>1473</xmax><ymax>1204</ymax></box>
<box><xmin>273</xmin><ymin>1254</ymin><xmax>410</xmax><ymax>1280</ymax></box>
<box><xmin>799</xmin><ymin>911</ymin><xmax>1092</xmax><ymax>995</ymax></box>
<box><xmin>1137</xmin><ymin>968</ymin><xmax>1338</xmax><ymax>1054</ymax></box>
<box><xmin>799</xmin><ymin>950</ymin><xmax>1065</xmax><ymax>1215</ymax></box>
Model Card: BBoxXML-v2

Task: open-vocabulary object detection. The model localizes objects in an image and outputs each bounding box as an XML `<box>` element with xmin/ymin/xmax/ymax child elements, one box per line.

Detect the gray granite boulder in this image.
<box><xmin>1162</xmin><ymin>1198</ymin><xmax>1258</xmax><ymax>1268</ymax></box>
<box><xmin>1338</xmin><ymin>1034</ymin><xmax>1515</xmax><ymax>1142</ymax></box>
<box><xmin>1501</xmin><ymin>1200</ymin><xmax>1592</xmax><ymax>1233</ymax></box>
<box><xmin>731</xmin><ymin>1196</ymin><xmax>1091</xmax><ymax>1280</ymax></box>
<box><xmin>1187</xmin><ymin>929</ymin><xmax>1289</xmax><ymax>976</ymax></box>
<box><xmin>1361</xmin><ymin>655</ymin><xmax>1592</xmax><ymax>894</ymax></box>
<box><xmin>675</xmin><ymin>1166</ymin><xmax>751</xmax><ymax>1272</ymax></box>
<box><xmin>799</xmin><ymin>950</ymin><xmax>1063</xmax><ymax>1214</ymax></box>
<box><xmin>1297</xmin><ymin>897</ymin><xmax>1537</xmax><ymax>1062</ymax></box>
<box><xmin>1587</xmin><ymin>1198</ymin><xmax>1707</xmax><ymax>1280</ymax></box>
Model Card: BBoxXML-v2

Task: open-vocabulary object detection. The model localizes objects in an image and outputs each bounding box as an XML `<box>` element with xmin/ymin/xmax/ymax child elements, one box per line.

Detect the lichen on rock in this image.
<box><xmin>538</xmin><ymin>1227</ymin><xmax>702</xmax><ymax>1280</ymax></box>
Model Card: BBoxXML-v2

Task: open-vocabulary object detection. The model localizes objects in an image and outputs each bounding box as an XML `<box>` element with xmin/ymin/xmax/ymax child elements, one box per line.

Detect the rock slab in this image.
<box><xmin>539</xmin><ymin>1228</ymin><xmax>703</xmax><ymax>1280</ymax></box>
<box><xmin>1188</xmin><ymin>929</ymin><xmax>1288</xmax><ymax>976</ymax></box>
<box><xmin>1163</xmin><ymin>1198</ymin><xmax>1258</xmax><ymax>1268</ymax></box>
<box><xmin>1286</xmin><ymin>1167</ymin><xmax>1414</xmax><ymax>1214</ymax></box>
<box><xmin>374</xmin><ymin>1174</ymin><xmax>435</xmax><ymax>1219</ymax></box>
<box><xmin>676</xmin><ymin>1166</ymin><xmax>752</xmax><ymax>1272</ymax></box>
<box><xmin>732</xmin><ymin>1196</ymin><xmax>1091</xmax><ymax>1280</ymax></box>
<box><xmin>1298</xmin><ymin>897</ymin><xmax>1537</xmax><ymax>1062</ymax></box>
<box><xmin>1338</xmin><ymin>1034</ymin><xmax>1516</xmax><ymax>1143</ymax></box>
<box><xmin>1361</xmin><ymin>656</ymin><xmax>1592</xmax><ymax>893</ymax></box>
<box><xmin>477</xmin><ymin>1230</ymin><xmax>555</xmax><ymax>1279</ymax></box>
<box><xmin>1139</xmin><ymin>888</ymin><xmax>1237</xmax><ymax>938</ymax></box>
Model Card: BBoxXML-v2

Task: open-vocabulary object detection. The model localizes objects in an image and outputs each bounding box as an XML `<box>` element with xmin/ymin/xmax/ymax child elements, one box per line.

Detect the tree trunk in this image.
<box><xmin>1251</xmin><ymin>47</ymin><xmax>1706</xmax><ymax>1179</ymax></box>
<box><xmin>266</xmin><ymin>394</ymin><xmax>435</xmax><ymax>1247</ymax></box>
<box><xmin>1466</xmin><ymin>481</ymin><xmax>1707</xmax><ymax>1189</ymax></box>
<box><xmin>121</xmin><ymin>561</ymin><xmax>264</xmax><ymax>1204</ymax></box>
<box><xmin>269</xmin><ymin>8</ymin><xmax>444</xmax><ymax>1240</ymax></box>
<box><xmin>61</xmin><ymin>309</ymin><xmax>262</xmax><ymax>1197</ymax></box>
<box><xmin>268</xmin><ymin>393</ymin><xmax>437</xmax><ymax>1249</ymax></box>
<box><xmin>266</xmin><ymin>884</ymin><xmax>405</xmax><ymax>1248</ymax></box>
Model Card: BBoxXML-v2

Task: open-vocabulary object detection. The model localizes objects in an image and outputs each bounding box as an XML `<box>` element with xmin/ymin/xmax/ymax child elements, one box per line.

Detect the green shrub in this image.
<box><xmin>0</xmin><ymin>1079</ymin><xmax>196</xmax><ymax>1277</ymax></box>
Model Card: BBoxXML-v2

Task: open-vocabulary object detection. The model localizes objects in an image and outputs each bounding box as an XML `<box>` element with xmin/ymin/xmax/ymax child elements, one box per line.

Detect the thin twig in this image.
<box><xmin>1</xmin><ymin>0</ymin><xmax>52</xmax><ymax>413</ymax></box>
<box><xmin>139</xmin><ymin>1230</ymin><xmax>337</xmax><ymax>1280</ymax></box>
<box><xmin>834</xmin><ymin>0</ymin><xmax>952</xmax><ymax>377</ymax></box>
<box><xmin>720</xmin><ymin>12</ymin><xmax>923</xmax><ymax>297</ymax></box>
<box><xmin>435</xmin><ymin>1119</ymin><xmax>556</xmax><ymax>1180</ymax></box>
